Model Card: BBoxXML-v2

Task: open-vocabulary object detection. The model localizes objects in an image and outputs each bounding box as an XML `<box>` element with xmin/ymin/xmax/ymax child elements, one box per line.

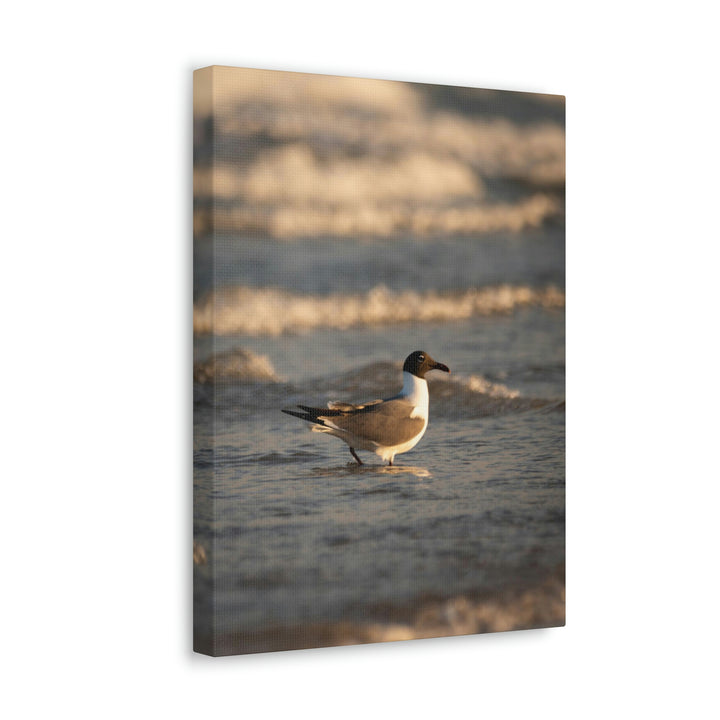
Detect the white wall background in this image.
<box><xmin>3</xmin><ymin>2</ymin><xmax>718</xmax><ymax>717</ymax></box>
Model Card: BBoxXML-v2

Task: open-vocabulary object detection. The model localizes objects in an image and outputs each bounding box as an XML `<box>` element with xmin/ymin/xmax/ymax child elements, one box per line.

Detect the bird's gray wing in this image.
<box><xmin>323</xmin><ymin>398</ymin><xmax>424</xmax><ymax>446</ymax></box>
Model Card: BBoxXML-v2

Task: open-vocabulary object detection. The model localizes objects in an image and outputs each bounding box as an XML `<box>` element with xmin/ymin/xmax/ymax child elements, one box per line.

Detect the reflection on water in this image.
<box><xmin>308</xmin><ymin>463</ymin><xmax>431</xmax><ymax>478</ymax></box>
<box><xmin>376</xmin><ymin>465</ymin><xmax>432</xmax><ymax>478</ymax></box>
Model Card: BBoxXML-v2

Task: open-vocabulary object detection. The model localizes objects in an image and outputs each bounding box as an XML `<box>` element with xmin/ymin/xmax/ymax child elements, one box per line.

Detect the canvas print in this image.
<box><xmin>193</xmin><ymin>66</ymin><xmax>565</xmax><ymax>656</ymax></box>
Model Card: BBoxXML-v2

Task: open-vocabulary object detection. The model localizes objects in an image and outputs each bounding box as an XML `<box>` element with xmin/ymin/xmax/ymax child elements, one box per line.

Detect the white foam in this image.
<box><xmin>194</xmin><ymin>70</ymin><xmax>564</xmax><ymax>240</ymax></box>
<box><xmin>193</xmin><ymin>284</ymin><xmax>565</xmax><ymax>336</ymax></box>
<box><xmin>193</xmin><ymin>348</ymin><xmax>278</xmax><ymax>383</ymax></box>
<box><xmin>433</xmin><ymin>372</ymin><xmax>521</xmax><ymax>399</ymax></box>
<box><xmin>196</xmin><ymin>192</ymin><xmax>560</xmax><ymax>239</ymax></box>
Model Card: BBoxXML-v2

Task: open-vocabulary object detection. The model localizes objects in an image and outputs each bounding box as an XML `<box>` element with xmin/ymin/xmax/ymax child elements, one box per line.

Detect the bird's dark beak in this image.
<box><xmin>433</xmin><ymin>361</ymin><xmax>450</xmax><ymax>373</ymax></box>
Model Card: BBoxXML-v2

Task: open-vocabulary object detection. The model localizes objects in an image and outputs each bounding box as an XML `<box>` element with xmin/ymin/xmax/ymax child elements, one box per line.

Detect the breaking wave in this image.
<box><xmin>195</xmin><ymin>192</ymin><xmax>559</xmax><ymax>240</ymax></box>
<box><xmin>433</xmin><ymin>371</ymin><xmax>520</xmax><ymax>399</ymax></box>
<box><xmin>194</xmin><ymin>283</ymin><xmax>565</xmax><ymax>336</ymax></box>
<box><xmin>193</xmin><ymin>348</ymin><xmax>279</xmax><ymax>384</ymax></box>
<box><xmin>198</xmin><ymin>568</ymin><xmax>565</xmax><ymax>655</ymax></box>
<box><xmin>194</xmin><ymin>353</ymin><xmax>555</xmax><ymax>420</ymax></box>
<box><xmin>194</xmin><ymin>68</ymin><xmax>564</xmax><ymax>240</ymax></box>
<box><xmin>291</xmin><ymin>361</ymin><xmax>522</xmax><ymax>402</ymax></box>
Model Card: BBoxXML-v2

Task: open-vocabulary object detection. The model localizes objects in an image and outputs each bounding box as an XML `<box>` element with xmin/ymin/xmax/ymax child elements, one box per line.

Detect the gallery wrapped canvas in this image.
<box><xmin>193</xmin><ymin>66</ymin><xmax>565</xmax><ymax>656</ymax></box>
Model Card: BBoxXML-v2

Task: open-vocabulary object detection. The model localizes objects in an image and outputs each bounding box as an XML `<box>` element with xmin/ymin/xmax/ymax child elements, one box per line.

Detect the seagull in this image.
<box><xmin>282</xmin><ymin>350</ymin><xmax>450</xmax><ymax>466</ymax></box>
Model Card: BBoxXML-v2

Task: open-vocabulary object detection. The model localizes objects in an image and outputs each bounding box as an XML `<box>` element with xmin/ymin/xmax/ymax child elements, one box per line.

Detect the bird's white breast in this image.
<box><xmin>400</xmin><ymin>371</ymin><xmax>429</xmax><ymax>420</ymax></box>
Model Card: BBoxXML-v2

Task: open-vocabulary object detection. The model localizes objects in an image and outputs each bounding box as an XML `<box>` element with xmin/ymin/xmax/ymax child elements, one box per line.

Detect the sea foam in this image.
<box><xmin>194</xmin><ymin>68</ymin><xmax>564</xmax><ymax>240</ymax></box>
<box><xmin>193</xmin><ymin>348</ymin><xmax>278</xmax><ymax>383</ymax></box>
<box><xmin>193</xmin><ymin>283</ymin><xmax>565</xmax><ymax>336</ymax></box>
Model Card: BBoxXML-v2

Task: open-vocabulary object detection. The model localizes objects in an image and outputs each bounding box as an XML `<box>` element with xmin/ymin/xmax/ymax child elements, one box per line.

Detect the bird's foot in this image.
<box><xmin>349</xmin><ymin>448</ymin><xmax>363</xmax><ymax>465</ymax></box>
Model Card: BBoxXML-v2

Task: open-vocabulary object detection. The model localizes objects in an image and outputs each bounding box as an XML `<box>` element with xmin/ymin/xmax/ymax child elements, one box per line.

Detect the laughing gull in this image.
<box><xmin>282</xmin><ymin>350</ymin><xmax>450</xmax><ymax>466</ymax></box>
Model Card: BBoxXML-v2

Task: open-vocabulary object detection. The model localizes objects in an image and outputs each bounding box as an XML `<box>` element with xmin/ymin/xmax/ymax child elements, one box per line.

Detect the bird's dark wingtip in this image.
<box><xmin>281</xmin><ymin>408</ymin><xmax>306</xmax><ymax>419</ymax></box>
<box><xmin>282</xmin><ymin>407</ymin><xmax>327</xmax><ymax>427</ymax></box>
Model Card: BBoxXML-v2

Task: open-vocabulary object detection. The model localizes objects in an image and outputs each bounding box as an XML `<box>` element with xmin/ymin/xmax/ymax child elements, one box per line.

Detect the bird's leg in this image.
<box><xmin>349</xmin><ymin>448</ymin><xmax>363</xmax><ymax>465</ymax></box>
<box><xmin>388</xmin><ymin>458</ymin><xmax>393</xmax><ymax>466</ymax></box>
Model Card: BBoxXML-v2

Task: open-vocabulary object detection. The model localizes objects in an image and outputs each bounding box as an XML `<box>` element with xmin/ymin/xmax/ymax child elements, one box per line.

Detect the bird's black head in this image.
<box><xmin>403</xmin><ymin>350</ymin><xmax>450</xmax><ymax>379</ymax></box>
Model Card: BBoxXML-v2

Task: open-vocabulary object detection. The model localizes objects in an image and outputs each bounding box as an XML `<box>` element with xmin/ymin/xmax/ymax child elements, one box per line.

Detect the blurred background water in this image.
<box><xmin>193</xmin><ymin>67</ymin><xmax>564</xmax><ymax>655</ymax></box>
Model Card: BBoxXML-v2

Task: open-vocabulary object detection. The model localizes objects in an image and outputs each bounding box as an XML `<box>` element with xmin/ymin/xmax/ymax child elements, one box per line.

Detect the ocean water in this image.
<box><xmin>193</xmin><ymin>69</ymin><xmax>564</xmax><ymax>655</ymax></box>
<box><xmin>193</xmin><ymin>232</ymin><xmax>565</xmax><ymax>655</ymax></box>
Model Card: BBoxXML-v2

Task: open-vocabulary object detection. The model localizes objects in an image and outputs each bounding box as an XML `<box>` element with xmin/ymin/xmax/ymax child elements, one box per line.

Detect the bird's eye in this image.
<box><xmin>418</xmin><ymin>354</ymin><xmax>425</xmax><ymax>361</ymax></box>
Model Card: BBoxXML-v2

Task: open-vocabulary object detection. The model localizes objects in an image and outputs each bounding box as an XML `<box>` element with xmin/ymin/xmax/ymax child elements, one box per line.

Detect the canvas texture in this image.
<box><xmin>193</xmin><ymin>66</ymin><xmax>565</xmax><ymax>656</ymax></box>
